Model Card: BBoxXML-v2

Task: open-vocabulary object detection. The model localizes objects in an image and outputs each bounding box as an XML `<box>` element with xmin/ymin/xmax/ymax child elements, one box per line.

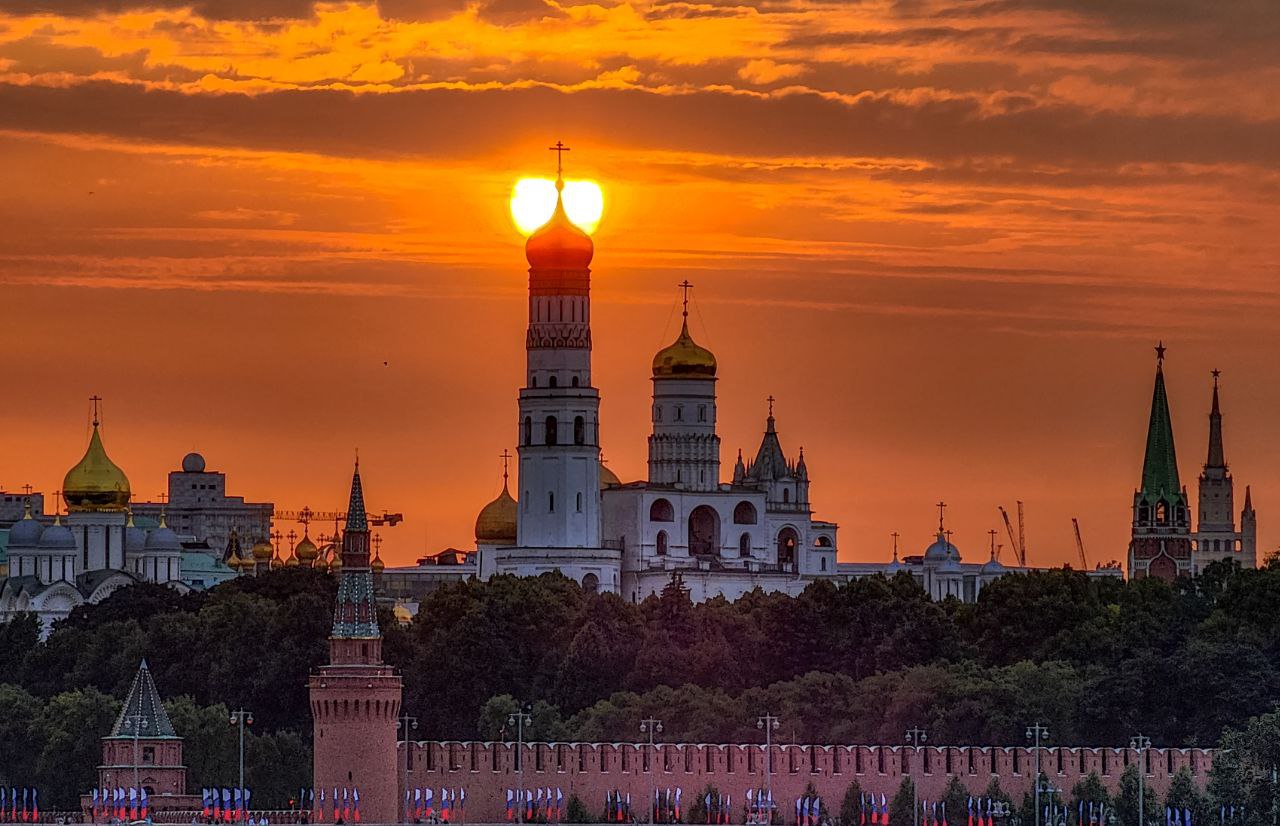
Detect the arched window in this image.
<box><xmin>733</xmin><ymin>501</ymin><xmax>757</xmax><ymax>525</ymax></box>
<box><xmin>654</xmin><ymin>406</ymin><xmax>663</xmax><ymax>422</ymax></box>
<box><xmin>650</xmin><ymin>499</ymin><xmax>674</xmax><ymax>522</ymax></box>
<box><xmin>523</xmin><ymin>416</ymin><xmax>532</xmax><ymax>445</ymax></box>
<box><xmin>574</xmin><ymin>416</ymin><xmax>585</xmax><ymax>445</ymax></box>
<box><xmin>689</xmin><ymin>505</ymin><xmax>721</xmax><ymax>557</ymax></box>
<box><xmin>698</xmin><ymin>405</ymin><xmax>707</xmax><ymax>422</ymax></box>
<box><xmin>545</xmin><ymin>416</ymin><xmax>558</xmax><ymax>445</ymax></box>
<box><xmin>814</xmin><ymin>535</ymin><xmax>832</xmax><ymax>548</ymax></box>
<box><xmin>572</xmin><ymin>376</ymin><xmax>580</xmax><ymax>387</ymax></box>
<box><xmin>777</xmin><ymin>527</ymin><xmax>799</xmax><ymax>568</ymax></box>
<box><xmin>576</xmin><ymin>492</ymin><xmax>582</xmax><ymax>512</ymax></box>
<box><xmin>675</xmin><ymin>405</ymin><xmax>684</xmax><ymax>421</ymax></box>
<box><xmin>1139</xmin><ymin>504</ymin><xmax>1150</xmax><ymax>523</ymax></box>
<box><xmin>582</xmin><ymin>573</ymin><xmax>599</xmax><ymax>593</ymax></box>
<box><xmin>1156</xmin><ymin>501</ymin><xmax>1167</xmax><ymax>525</ymax></box>
<box><xmin>820</xmin><ymin>557</ymin><xmax>827</xmax><ymax>571</ymax></box>
<box><xmin>656</xmin><ymin>531</ymin><xmax>668</xmax><ymax>556</ymax></box>
<box><xmin>549</xmin><ymin>375</ymin><xmax>558</xmax><ymax>388</ymax></box>
<box><xmin>783</xmin><ymin>488</ymin><xmax>791</xmax><ymax>504</ymax></box>
<box><xmin>739</xmin><ymin>533</ymin><xmax>751</xmax><ymax>557</ymax></box>
<box><xmin>531</xmin><ymin>376</ymin><xmax>538</xmax><ymax>388</ymax></box>
<box><xmin>549</xmin><ymin>492</ymin><xmax>555</xmax><ymax>513</ymax></box>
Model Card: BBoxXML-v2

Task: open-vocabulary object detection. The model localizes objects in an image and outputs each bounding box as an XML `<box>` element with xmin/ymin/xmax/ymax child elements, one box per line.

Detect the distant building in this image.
<box><xmin>1129</xmin><ymin>345</ymin><xmax>1257</xmax><ymax>579</ymax></box>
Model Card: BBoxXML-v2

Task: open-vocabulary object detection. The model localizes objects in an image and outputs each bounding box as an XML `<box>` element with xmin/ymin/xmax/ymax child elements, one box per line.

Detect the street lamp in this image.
<box><xmin>758</xmin><ymin>715</ymin><xmax>781</xmax><ymax>825</ymax></box>
<box><xmin>508</xmin><ymin>707</ymin><xmax>532</xmax><ymax>825</ymax></box>
<box><xmin>905</xmin><ymin>728</ymin><xmax>927</xmax><ymax>826</ymax></box>
<box><xmin>641</xmin><ymin>719</ymin><xmax>664</xmax><ymax>826</ymax></box>
<box><xmin>1026</xmin><ymin>724</ymin><xmax>1050</xmax><ymax>826</ymax></box>
<box><xmin>399</xmin><ymin>713</ymin><xmax>418</xmax><ymax>825</ymax></box>
<box><xmin>1036</xmin><ymin>780</ymin><xmax>1061</xmax><ymax>826</ymax></box>
<box><xmin>230</xmin><ymin>710</ymin><xmax>253</xmax><ymax>816</ymax></box>
<box><xmin>121</xmin><ymin>711</ymin><xmax>146</xmax><ymax>796</ymax></box>
<box><xmin>1130</xmin><ymin>735</ymin><xmax>1151</xmax><ymax>826</ymax></box>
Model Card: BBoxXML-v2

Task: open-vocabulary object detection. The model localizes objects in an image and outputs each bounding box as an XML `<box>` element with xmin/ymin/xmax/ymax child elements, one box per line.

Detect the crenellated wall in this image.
<box><xmin>398</xmin><ymin>741</ymin><xmax>1214</xmax><ymax>822</ymax></box>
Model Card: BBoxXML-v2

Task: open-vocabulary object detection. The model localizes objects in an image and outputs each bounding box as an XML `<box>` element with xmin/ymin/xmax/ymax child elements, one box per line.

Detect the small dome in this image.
<box><xmin>145</xmin><ymin>525</ymin><xmax>181</xmax><ymax>552</ymax></box>
<box><xmin>600</xmin><ymin>462</ymin><xmax>621</xmax><ymax>489</ymax></box>
<box><xmin>270</xmin><ymin>552</ymin><xmax>284</xmax><ymax>570</ymax></box>
<box><xmin>371</xmin><ymin>554</ymin><xmax>385</xmax><ymax>573</ymax></box>
<box><xmin>8</xmin><ymin>504</ymin><xmax>43</xmax><ymax>548</ymax></box>
<box><xmin>329</xmin><ymin>551</ymin><xmax>343</xmax><ymax>572</ymax></box>
<box><xmin>652</xmin><ymin>319</ymin><xmax>717</xmax><ymax>379</ymax></box>
<box><xmin>182</xmin><ymin>452</ymin><xmax>206</xmax><ymax>473</ymax></box>
<box><xmin>38</xmin><ymin>520</ymin><xmax>76</xmax><ymax>551</ymax></box>
<box><xmin>251</xmin><ymin>538</ymin><xmax>273</xmax><ymax>561</ymax></box>
<box><xmin>285</xmin><ymin>551</ymin><xmax>300</xmax><ymax>568</ymax></box>
<box><xmin>938</xmin><ymin>553</ymin><xmax>963</xmax><ymax>573</ymax></box>
<box><xmin>63</xmin><ymin>424</ymin><xmax>131</xmax><ymax>512</ymax></box>
<box><xmin>923</xmin><ymin>532</ymin><xmax>959</xmax><ymax>563</ymax></box>
<box><xmin>525</xmin><ymin>189</ymin><xmax>593</xmax><ymax>271</ymax></box>
<box><xmin>475</xmin><ymin>482</ymin><xmax>517</xmax><ymax>545</ymax></box>
<box><xmin>125</xmin><ymin>512</ymin><xmax>147</xmax><ymax>551</ymax></box>
<box><xmin>295</xmin><ymin>533</ymin><xmax>319</xmax><ymax>562</ymax></box>
<box><xmin>392</xmin><ymin>604</ymin><xmax>413</xmax><ymax>624</ymax></box>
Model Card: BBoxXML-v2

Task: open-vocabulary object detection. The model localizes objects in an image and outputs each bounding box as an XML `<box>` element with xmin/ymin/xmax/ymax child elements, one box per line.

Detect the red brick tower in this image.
<box><xmin>310</xmin><ymin>462</ymin><xmax>402</xmax><ymax>824</ymax></box>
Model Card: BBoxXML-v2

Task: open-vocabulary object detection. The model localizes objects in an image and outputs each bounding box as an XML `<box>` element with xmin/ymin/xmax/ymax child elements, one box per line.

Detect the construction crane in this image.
<box><xmin>1072</xmin><ymin>518</ymin><xmax>1088</xmax><ymax>569</ymax></box>
<box><xmin>274</xmin><ymin>505</ymin><xmax>404</xmax><ymax>528</ymax></box>
<box><xmin>998</xmin><ymin>503</ymin><xmax>1029</xmax><ymax>566</ymax></box>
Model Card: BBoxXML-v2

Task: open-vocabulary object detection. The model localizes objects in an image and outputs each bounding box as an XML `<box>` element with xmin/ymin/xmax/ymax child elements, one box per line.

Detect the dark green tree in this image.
<box><xmin>890</xmin><ymin>778</ymin><xmax>916</xmax><ymax>826</ymax></box>
<box><xmin>839</xmin><ymin>780</ymin><xmax>866</xmax><ymax>826</ymax></box>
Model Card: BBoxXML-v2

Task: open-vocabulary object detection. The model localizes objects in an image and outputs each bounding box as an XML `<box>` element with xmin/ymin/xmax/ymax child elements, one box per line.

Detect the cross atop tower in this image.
<box><xmin>679</xmin><ymin>280</ymin><xmax>693</xmax><ymax>319</ymax></box>
<box><xmin>891</xmin><ymin>531</ymin><xmax>900</xmax><ymax>558</ymax></box>
<box><xmin>500</xmin><ymin>448</ymin><xmax>512</xmax><ymax>484</ymax></box>
<box><xmin>767</xmin><ymin>395</ymin><xmax>776</xmax><ymax>418</ymax></box>
<box><xmin>988</xmin><ymin>528</ymin><xmax>998</xmax><ymax>556</ymax></box>
<box><xmin>936</xmin><ymin>500</ymin><xmax>947</xmax><ymax>532</ymax></box>
<box><xmin>89</xmin><ymin>395</ymin><xmax>102</xmax><ymax>427</ymax></box>
<box><xmin>549</xmin><ymin>141</ymin><xmax>571</xmax><ymax>182</ymax></box>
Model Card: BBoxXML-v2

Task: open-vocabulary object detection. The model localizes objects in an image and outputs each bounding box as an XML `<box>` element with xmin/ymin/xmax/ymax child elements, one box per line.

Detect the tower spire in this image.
<box><xmin>1206</xmin><ymin>369</ymin><xmax>1225</xmax><ymax>468</ymax></box>
<box><xmin>1140</xmin><ymin>343</ymin><xmax>1181</xmax><ymax>498</ymax></box>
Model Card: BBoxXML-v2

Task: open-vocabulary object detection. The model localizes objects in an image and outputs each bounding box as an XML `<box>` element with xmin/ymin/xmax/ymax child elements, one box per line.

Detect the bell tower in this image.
<box><xmin>309</xmin><ymin>462</ymin><xmax>402</xmax><ymax>825</ymax></box>
<box><xmin>515</xmin><ymin>143</ymin><xmax>603</xmax><ymax>549</ymax></box>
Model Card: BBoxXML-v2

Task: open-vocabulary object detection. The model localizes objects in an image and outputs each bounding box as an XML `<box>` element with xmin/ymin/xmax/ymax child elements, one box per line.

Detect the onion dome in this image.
<box><xmin>884</xmin><ymin>547</ymin><xmax>904</xmax><ymax>574</ymax></box>
<box><xmin>329</xmin><ymin>551</ymin><xmax>343</xmax><ymax>572</ymax></box>
<box><xmin>270</xmin><ymin>551</ymin><xmax>284</xmax><ymax>570</ymax></box>
<box><xmin>392</xmin><ymin>604</ymin><xmax>413</xmax><ymax>624</ymax></box>
<box><xmin>294</xmin><ymin>532</ymin><xmax>319</xmax><ymax>563</ymax></box>
<box><xmin>525</xmin><ymin>182</ymin><xmax>593</xmax><ymax>270</ymax></box>
<box><xmin>251</xmin><ymin>537</ymin><xmax>273</xmax><ymax>561</ymax></box>
<box><xmin>475</xmin><ymin>478</ymin><xmax>517</xmax><ymax>545</ymax></box>
<box><xmin>652</xmin><ymin>317</ymin><xmax>716</xmax><ymax>379</ymax></box>
<box><xmin>63</xmin><ymin>422</ymin><xmax>131</xmax><ymax>512</ymax></box>
<box><xmin>923</xmin><ymin>532</ymin><xmax>960</xmax><ymax>563</ymax></box>
<box><xmin>182</xmin><ymin>452</ymin><xmax>206</xmax><ymax>473</ymax></box>
<box><xmin>38</xmin><ymin>515</ymin><xmax>76</xmax><ymax>551</ymax></box>
<box><xmin>600</xmin><ymin>461</ymin><xmax>621</xmax><ymax>489</ymax></box>
<box><xmin>124</xmin><ymin>511</ymin><xmax>147</xmax><ymax>552</ymax></box>
<box><xmin>285</xmin><ymin>549</ymin><xmax>300</xmax><ymax>567</ymax></box>
<box><xmin>145</xmin><ymin>515</ymin><xmax>181</xmax><ymax>552</ymax></box>
<box><xmin>371</xmin><ymin>553</ymin><xmax>385</xmax><ymax>573</ymax></box>
<box><xmin>8</xmin><ymin>502</ymin><xmax>44</xmax><ymax>548</ymax></box>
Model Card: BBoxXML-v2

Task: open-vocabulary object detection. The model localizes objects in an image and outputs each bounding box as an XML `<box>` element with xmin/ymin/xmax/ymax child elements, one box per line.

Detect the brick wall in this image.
<box><xmin>399</xmin><ymin>742</ymin><xmax>1214</xmax><ymax>822</ymax></box>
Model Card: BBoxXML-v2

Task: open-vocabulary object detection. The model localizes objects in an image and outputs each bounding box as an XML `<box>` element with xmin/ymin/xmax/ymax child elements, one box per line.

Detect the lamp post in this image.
<box><xmin>1130</xmin><ymin>735</ymin><xmax>1151</xmax><ymax>826</ymax></box>
<box><xmin>1036</xmin><ymin>780</ymin><xmax>1061</xmax><ymax>826</ymax></box>
<box><xmin>230</xmin><ymin>710</ymin><xmax>253</xmax><ymax>815</ymax></box>
<box><xmin>1026</xmin><ymin>724</ymin><xmax>1050</xmax><ymax>826</ymax></box>
<box><xmin>121</xmin><ymin>712</ymin><xmax>146</xmax><ymax>796</ymax></box>
<box><xmin>641</xmin><ymin>719</ymin><xmax>664</xmax><ymax>826</ymax></box>
<box><xmin>758</xmin><ymin>715</ymin><xmax>780</xmax><ymax>825</ymax></box>
<box><xmin>508</xmin><ymin>707</ymin><xmax>532</xmax><ymax>825</ymax></box>
<box><xmin>905</xmin><ymin>728</ymin><xmax>928</xmax><ymax>826</ymax></box>
<box><xmin>399</xmin><ymin>714</ymin><xmax>418</xmax><ymax>825</ymax></box>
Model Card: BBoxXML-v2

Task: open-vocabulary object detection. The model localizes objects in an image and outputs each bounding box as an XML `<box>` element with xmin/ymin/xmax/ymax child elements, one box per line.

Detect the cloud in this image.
<box><xmin>737</xmin><ymin>57</ymin><xmax>805</xmax><ymax>84</ymax></box>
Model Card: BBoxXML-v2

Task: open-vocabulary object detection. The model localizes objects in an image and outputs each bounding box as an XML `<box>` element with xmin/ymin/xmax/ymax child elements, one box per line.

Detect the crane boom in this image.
<box><xmin>999</xmin><ymin>506</ymin><xmax>1019</xmax><ymax>566</ymax></box>
<box><xmin>1072</xmin><ymin>517</ymin><xmax>1088</xmax><ymax>569</ymax></box>
<box><xmin>1017</xmin><ymin>500</ymin><xmax>1027</xmax><ymax>566</ymax></box>
<box><xmin>274</xmin><ymin>508</ymin><xmax>403</xmax><ymax>527</ymax></box>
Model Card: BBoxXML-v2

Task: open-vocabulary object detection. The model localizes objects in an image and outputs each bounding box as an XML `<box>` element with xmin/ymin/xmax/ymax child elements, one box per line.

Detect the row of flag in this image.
<box><xmin>746</xmin><ymin>789</ymin><xmax>777</xmax><ymax>816</ymax></box>
<box><xmin>654</xmin><ymin>788</ymin><xmax>684</xmax><ymax>823</ymax></box>
<box><xmin>1220</xmin><ymin>806</ymin><xmax>1247</xmax><ymax>825</ymax></box>
<box><xmin>704</xmin><ymin>793</ymin><xmax>733</xmax><ymax>824</ymax></box>
<box><xmin>0</xmin><ymin>788</ymin><xmax>39</xmax><ymax>822</ymax></box>
<box><xmin>794</xmin><ymin>795</ymin><xmax>823</xmax><ymax>826</ymax></box>
<box><xmin>89</xmin><ymin>787</ymin><xmax>141</xmax><ymax>821</ymax></box>
<box><xmin>604</xmin><ymin>790</ymin><xmax>633</xmax><ymax>823</ymax></box>
<box><xmin>199</xmin><ymin>788</ymin><xmax>251</xmax><ymax>822</ymax></box>
<box><xmin>404</xmin><ymin>788</ymin><xmax>466</xmax><ymax>822</ymax></box>
<box><xmin>506</xmin><ymin>787</ymin><xmax>564</xmax><ymax>822</ymax></box>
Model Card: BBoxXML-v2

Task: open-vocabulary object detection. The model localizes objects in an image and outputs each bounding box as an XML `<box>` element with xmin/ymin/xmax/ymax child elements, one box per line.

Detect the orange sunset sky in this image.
<box><xmin>2</xmin><ymin>0</ymin><xmax>1279</xmax><ymax>568</ymax></box>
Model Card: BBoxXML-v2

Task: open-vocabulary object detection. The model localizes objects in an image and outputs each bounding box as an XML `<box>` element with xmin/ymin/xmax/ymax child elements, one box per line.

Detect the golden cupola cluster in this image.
<box><xmin>63</xmin><ymin>421</ymin><xmax>131</xmax><ymax>512</ymax></box>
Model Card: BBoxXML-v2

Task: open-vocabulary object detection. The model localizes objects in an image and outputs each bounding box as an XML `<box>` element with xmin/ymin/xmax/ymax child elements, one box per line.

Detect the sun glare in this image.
<box><xmin>510</xmin><ymin>178</ymin><xmax>604</xmax><ymax>236</ymax></box>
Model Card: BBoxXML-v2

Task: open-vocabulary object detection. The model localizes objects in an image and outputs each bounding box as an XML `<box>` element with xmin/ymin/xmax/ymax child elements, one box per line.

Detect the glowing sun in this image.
<box><xmin>510</xmin><ymin>178</ymin><xmax>604</xmax><ymax>236</ymax></box>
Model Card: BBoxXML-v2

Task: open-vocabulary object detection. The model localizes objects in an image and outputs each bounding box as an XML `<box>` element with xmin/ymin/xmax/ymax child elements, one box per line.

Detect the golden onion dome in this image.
<box><xmin>652</xmin><ymin>317</ymin><xmax>716</xmax><ymax>379</ymax></box>
<box><xmin>329</xmin><ymin>550</ymin><xmax>343</xmax><ymax>572</ymax></box>
<box><xmin>525</xmin><ymin>184</ymin><xmax>594</xmax><ymax>271</ymax></box>
<box><xmin>63</xmin><ymin>423</ymin><xmax>131</xmax><ymax>512</ymax></box>
<box><xmin>251</xmin><ymin>538</ymin><xmax>273</xmax><ymax>561</ymax></box>
<box><xmin>475</xmin><ymin>480</ymin><xmax>518</xmax><ymax>545</ymax></box>
<box><xmin>285</xmin><ymin>550</ymin><xmax>300</xmax><ymax>568</ymax></box>
<box><xmin>600</xmin><ymin>462</ymin><xmax>621</xmax><ymax>489</ymax></box>
<box><xmin>371</xmin><ymin>553</ymin><xmax>385</xmax><ymax>573</ymax></box>
<box><xmin>295</xmin><ymin>533</ymin><xmax>319</xmax><ymax>562</ymax></box>
<box><xmin>392</xmin><ymin>604</ymin><xmax>413</xmax><ymax>624</ymax></box>
<box><xmin>270</xmin><ymin>552</ymin><xmax>284</xmax><ymax>570</ymax></box>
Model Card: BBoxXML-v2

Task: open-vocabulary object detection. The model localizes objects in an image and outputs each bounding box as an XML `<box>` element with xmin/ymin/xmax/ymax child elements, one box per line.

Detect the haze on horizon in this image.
<box><xmin>2</xmin><ymin>0</ymin><xmax>1278</xmax><ymax>569</ymax></box>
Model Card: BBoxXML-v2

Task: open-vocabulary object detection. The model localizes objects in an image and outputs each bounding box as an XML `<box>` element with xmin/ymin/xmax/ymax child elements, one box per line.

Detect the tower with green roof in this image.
<box><xmin>1128</xmin><ymin>343</ymin><xmax>1193</xmax><ymax>580</ymax></box>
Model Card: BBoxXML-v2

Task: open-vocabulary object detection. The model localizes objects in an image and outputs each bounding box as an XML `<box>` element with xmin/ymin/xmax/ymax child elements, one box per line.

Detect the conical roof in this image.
<box><xmin>1139</xmin><ymin>349</ymin><xmax>1183</xmax><ymax>503</ymax></box>
<box><xmin>110</xmin><ymin>659</ymin><xmax>177</xmax><ymax>739</ymax></box>
<box><xmin>346</xmin><ymin>461</ymin><xmax>368</xmax><ymax>532</ymax></box>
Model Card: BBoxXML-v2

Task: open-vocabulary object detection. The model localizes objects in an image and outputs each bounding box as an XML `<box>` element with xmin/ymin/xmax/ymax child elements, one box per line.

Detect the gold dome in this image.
<box><xmin>652</xmin><ymin>318</ymin><xmax>716</xmax><ymax>379</ymax></box>
<box><xmin>600</xmin><ymin>461</ymin><xmax>621</xmax><ymax>489</ymax></box>
<box><xmin>285</xmin><ymin>551</ymin><xmax>300</xmax><ymax>567</ymax></box>
<box><xmin>329</xmin><ymin>549</ymin><xmax>343</xmax><ymax>572</ymax></box>
<box><xmin>270</xmin><ymin>551</ymin><xmax>284</xmax><ymax>570</ymax></box>
<box><xmin>251</xmin><ymin>538</ymin><xmax>273</xmax><ymax>561</ymax></box>
<box><xmin>62</xmin><ymin>423</ymin><xmax>131</xmax><ymax>512</ymax></box>
<box><xmin>295</xmin><ymin>533</ymin><xmax>319</xmax><ymax>562</ymax></box>
<box><xmin>371</xmin><ymin>553</ymin><xmax>385</xmax><ymax>573</ymax></box>
<box><xmin>475</xmin><ymin>480</ymin><xmax>517</xmax><ymax>545</ymax></box>
<box><xmin>392</xmin><ymin>604</ymin><xmax>413</xmax><ymax>624</ymax></box>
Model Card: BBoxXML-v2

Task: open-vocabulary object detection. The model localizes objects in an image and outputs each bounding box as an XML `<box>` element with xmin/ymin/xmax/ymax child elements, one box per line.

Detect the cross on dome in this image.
<box><xmin>936</xmin><ymin>500</ymin><xmax>947</xmax><ymax>532</ymax></box>
<box><xmin>679</xmin><ymin>280</ymin><xmax>693</xmax><ymax>319</ymax></box>
<box><xmin>500</xmin><ymin>448</ymin><xmax>512</xmax><ymax>484</ymax></box>
<box><xmin>549</xmin><ymin>141</ymin><xmax>571</xmax><ymax>186</ymax></box>
<box><xmin>89</xmin><ymin>394</ymin><xmax>102</xmax><ymax>427</ymax></box>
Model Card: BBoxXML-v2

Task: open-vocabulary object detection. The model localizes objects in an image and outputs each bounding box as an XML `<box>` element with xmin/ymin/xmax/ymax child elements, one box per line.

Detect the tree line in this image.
<box><xmin>0</xmin><ymin>559</ymin><xmax>1277</xmax><ymax>811</ymax></box>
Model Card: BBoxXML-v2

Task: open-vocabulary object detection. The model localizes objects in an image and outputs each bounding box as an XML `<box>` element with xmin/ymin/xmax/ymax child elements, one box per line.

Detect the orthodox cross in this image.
<box><xmin>988</xmin><ymin>529</ymin><xmax>998</xmax><ymax>557</ymax></box>
<box><xmin>21</xmin><ymin>484</ymin><xmax>32</xmax><ymax>495</ymax></box>
<box><xmin>298</xmin><ymin>506</ymin><xmax>313</xmax><ymax>528</ymax></box>
<box><xmin>54</xmin><ymin>490</ymin><xmax>62</xmax><ymax>515</ymax></box>
<box><xmin>945</xmin><ymin>529</ymin><xmax>954</xmax><ymax>546</ymax></box>
<box><xmin>270</xmin><ymin>530</ymin><xmax>283</xmax><ymax>551</ymax></box>
<box><xmin>287</xmin><ymin>529</ymin><xmax>297</xmax><ymax>549</ymax></box>
<box><xmin>767</xmin><ymin>395</ymin><xmax>776</xmax><ymax>418</ymax></box>
<box><xmin>373</xmin><ymin>534</ymin><xmax>383</xmax><ymax>556</ymax></box>
<box><xmin>891</xmin><ymin>531</ymin><xmax>900</xmax><ymax>557</ymax></box>
<box><xmin>89</xmin><ymin>395</ymin><xmax>102</xmax><ymax>426</ymax></box>
<box><xmin>549</xmin><ymin>141</ymin><xmax>570</xmax><ymax>178</ymax></box>
<box><xmin>156</xmin><ymin>492</ymin><xmax>168</xmax><ymax>506</ymax></box>
<box><xmin>1155</xmin><ymin>341</ymin><xmax>1166</xmax><ymax>364</ymax></box>
<box><xmin>936</xmin><ymin>500</ymin><xmax>947</xmax><ymax>532</ymax></box>
<box><xmin>500</xmin><ymin>449</ymin><xmax>512</xmax><ymax>484</ymax></box>
<box><xmin>679</xmin><ymin>280</ymin><xmax>693</xmax><ymax>319</ymax></box>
